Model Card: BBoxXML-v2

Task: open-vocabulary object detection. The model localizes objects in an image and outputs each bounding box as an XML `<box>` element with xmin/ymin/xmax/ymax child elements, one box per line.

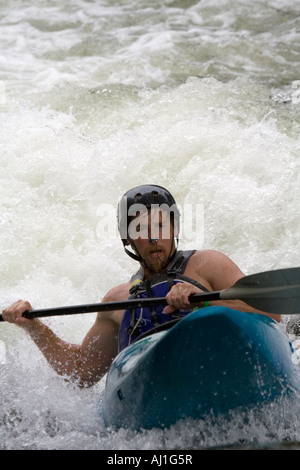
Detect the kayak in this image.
<box><xmin>100</xmin><ymin>306</ymin><xmax>300</xmax><ymax>430</ymax></box>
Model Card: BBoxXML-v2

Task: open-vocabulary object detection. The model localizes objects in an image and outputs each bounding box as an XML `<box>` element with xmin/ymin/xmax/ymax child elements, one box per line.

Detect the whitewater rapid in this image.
<box><xmin>1</xmin><ymin>0</ymin><xmax>300</xmax><ymax>449</ymax></box>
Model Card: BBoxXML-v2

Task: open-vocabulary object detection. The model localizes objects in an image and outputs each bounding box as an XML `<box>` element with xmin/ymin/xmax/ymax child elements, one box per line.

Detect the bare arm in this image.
<box><xmin>164</xmin><ymin>250</ymin><xmax>281</xmax><ymax>322</ymax></box>
<box><xmin>2</xmin><ymin>282</ymin><xmax>130</xmax><ymax>387</ymax></box>
<box><xmin>24</xmin><ymin>313</ymin><xmax>120</xmax><ymax>387</ymax></box>
<box><xmin>199</xmin><ymin>250</ymin><xmax>281</xmax><ymax>322</ymax></box>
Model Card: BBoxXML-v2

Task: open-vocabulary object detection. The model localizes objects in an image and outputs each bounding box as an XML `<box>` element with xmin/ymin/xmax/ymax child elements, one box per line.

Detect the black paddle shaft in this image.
<box><xmin>11</xmin><ymin>291</ymin><xmax>222</xmax><ymax>320</ymax></box>
<box><xmin>1</xmin><ymin>267</ymin><xmax>300</xmax><ymax>321</ymax></box>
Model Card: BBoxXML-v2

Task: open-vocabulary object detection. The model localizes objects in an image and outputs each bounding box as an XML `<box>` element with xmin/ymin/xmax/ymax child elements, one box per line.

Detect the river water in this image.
<box><xmin>1</xmin><ymin>0</ymin><xmax>300</xmax><ymax>450</ymax></box>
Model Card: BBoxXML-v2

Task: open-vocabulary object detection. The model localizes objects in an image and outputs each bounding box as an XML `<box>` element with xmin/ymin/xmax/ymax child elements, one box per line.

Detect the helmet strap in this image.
<box><xmin>124</xmin><ymin>244</ymin><xmax>144</xmax><ymax>263</ymax></box>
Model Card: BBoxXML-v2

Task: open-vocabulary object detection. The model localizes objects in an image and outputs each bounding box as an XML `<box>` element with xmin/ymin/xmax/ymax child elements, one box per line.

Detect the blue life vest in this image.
<box><xmin>118</xmin><ymin>250</ymin><xmax>208</xmax><ymax>351</ymax></box>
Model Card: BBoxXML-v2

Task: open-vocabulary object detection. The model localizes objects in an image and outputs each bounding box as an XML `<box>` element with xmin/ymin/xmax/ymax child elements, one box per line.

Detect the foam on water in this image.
<box><xmin>1</xmin><ymin>0</ymin><xmax>300</xmax><ymax>449</ymax></box>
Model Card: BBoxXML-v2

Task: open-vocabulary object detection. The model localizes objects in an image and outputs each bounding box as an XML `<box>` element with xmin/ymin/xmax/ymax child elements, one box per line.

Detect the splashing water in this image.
<box><xmin>1</xmin><ymin>0</ymin><xmax>300</xmax><ymax>449</ymax></box>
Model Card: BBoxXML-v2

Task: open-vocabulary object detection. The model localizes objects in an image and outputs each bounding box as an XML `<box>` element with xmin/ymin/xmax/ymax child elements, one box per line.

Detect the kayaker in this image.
<box><xmin>2</xmin><ymin>184</ymin><xmax>281</xmax><ymax>387</ymax></box>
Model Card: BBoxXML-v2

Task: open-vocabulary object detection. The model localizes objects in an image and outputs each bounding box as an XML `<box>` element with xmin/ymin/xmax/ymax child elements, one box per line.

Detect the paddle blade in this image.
<box><xmin>220</xmin><ymin>267</ymin><xmax>300</xmax><ymax>314</ymax></box>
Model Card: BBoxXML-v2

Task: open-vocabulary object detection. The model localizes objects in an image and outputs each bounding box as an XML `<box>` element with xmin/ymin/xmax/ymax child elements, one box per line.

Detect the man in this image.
<box><xmin>2</xmin><ymin>184</ymin><xmax>280</xmax><ymax>387</ymax></box>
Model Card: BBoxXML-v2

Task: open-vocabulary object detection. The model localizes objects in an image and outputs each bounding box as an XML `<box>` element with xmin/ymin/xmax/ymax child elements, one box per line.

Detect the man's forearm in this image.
<box><xmin>26</xmin><ymin>319</ymin><xmax>82</xmax><ymax>379</ymax></box>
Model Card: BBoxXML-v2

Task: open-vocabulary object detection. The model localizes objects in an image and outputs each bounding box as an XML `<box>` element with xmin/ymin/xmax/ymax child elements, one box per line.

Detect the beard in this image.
<box><xmin>143</xmin><ymin>245</ymin><xmax>169</xmax><ymax>273</ymax></box>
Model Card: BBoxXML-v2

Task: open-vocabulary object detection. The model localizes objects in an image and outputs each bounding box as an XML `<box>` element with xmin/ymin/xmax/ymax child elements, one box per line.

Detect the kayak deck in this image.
<box><xmin>101</xmin><ymin>307</ymin><xmax>300</xmax><ymax>430</ymax></box>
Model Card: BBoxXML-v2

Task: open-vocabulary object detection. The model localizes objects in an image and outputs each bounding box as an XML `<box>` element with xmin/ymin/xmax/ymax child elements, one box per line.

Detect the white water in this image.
<box><xmin>1</xmin><ymin>0</ymin><xmax>300</xmax><ymax>449</ymax></box>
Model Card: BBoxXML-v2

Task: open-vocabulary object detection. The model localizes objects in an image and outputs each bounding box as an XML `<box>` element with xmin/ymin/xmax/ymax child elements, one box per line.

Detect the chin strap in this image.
<box><xmin>124</xmin><ymin>245</ymin><xmax>143</xmax><ymax>262</ymax></box>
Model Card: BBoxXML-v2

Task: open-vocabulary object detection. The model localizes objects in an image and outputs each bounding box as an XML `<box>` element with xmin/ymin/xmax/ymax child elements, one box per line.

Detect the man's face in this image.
<box><xmin>129</xmin><ymin>208</ymin><xmax>175</xmax><ymax>274</ymax></box>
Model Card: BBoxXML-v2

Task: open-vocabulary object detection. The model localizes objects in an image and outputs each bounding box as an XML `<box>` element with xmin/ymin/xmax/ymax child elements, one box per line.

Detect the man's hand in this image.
<box><xmin>2</xmin><ymin>300</ymin><xmax>35</xmax><ymax>328</ymax></box>
<box><xmin>163</xmin><ymin>282</ymin><xmax>204</xmax><ymax>314</ymax></box>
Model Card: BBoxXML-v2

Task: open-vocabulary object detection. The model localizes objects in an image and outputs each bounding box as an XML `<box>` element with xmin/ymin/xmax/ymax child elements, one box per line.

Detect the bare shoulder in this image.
<box><xmin>191</xmin><ymin>249</ymin><xmax>236</xmax><ymax>263</ymax></box>
<box><xmin>102</xmin><ymin>281</ymin><xmax>131</xmax><ymax>303</ymax></box>
<box><xmin>188</xmin><ymin>249</ymin><xmax>239</xmax><ymax>270</ymax></box>
<box><xmin>97</xmin><ymin>281</ymin><xmax>131</xmax><ymax>325</ymax></box>
<box><xmin>188</xmin><ymin>249</ymin><xmax>245</xmax><ymax>290</ymax></box>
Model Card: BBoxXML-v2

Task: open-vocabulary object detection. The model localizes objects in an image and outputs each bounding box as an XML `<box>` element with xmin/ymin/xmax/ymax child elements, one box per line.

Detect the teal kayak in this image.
<box><xmin>101</xmin><ymin>306</ymin><xmax>300</xmax><ymax>430</ymax></box>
